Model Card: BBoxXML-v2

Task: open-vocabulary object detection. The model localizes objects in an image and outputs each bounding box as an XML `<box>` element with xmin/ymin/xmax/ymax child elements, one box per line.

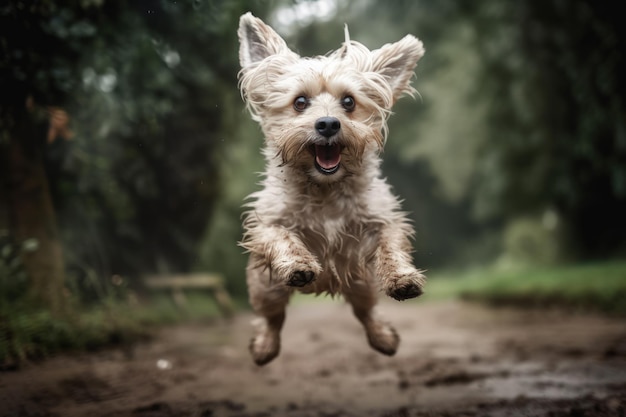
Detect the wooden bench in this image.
<box><xmin>144</xmin><ymin>273</ymin><xmax>234</xmax><ymax>318</ymax></box>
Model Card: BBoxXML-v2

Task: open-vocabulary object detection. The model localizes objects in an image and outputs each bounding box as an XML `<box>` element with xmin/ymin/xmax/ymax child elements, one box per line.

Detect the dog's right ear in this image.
<box><xmin>238</xmin><ymin>12</ymin><xmax>296</xmax><ymax>68</ymax></box>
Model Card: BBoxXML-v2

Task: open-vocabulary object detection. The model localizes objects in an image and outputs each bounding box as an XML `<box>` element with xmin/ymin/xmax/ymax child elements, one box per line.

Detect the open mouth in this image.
<box><xmin>312</xmin><ymin>143</ymin><xmax>342</xmax><ymax>175</ymax></box>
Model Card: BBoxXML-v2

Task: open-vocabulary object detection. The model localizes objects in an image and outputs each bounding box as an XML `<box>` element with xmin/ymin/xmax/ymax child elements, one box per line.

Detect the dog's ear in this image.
<box><xmin>238</xmin><ymin>12</ymin><xmax>297</xmax><ymax>68</ymax></box>
<box><xmin>371</xmin><ymin>35</ymin><xmax>425</xmax><ymax>103</ymax></box>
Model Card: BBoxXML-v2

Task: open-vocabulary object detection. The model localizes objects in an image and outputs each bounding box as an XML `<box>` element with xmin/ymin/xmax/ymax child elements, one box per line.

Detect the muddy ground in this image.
<box><xmin>2</xmin><ymin>298</ymin><xmax>626</xmax><ymax>417</ymax></box>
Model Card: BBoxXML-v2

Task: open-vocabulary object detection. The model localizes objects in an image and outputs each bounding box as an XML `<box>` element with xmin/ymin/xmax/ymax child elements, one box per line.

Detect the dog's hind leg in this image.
<box><xmin>246</xmin><ymin>255</ymin><xmax>291</xmax><ymax>366</ymax></box>
<box><xmin>343</xmin><ymin>280</ymin><xmax>399</xmax><ymax>356</ymax></box>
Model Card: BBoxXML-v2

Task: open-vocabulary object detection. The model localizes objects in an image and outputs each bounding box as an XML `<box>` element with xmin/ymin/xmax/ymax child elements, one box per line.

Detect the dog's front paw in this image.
<box><xmin>275</xmin><ymin>256</ymin><xmax>321</xmax><ymax>288</ymax></box>
<box><xmin>287</xmin><ymin>270</ymin><xmax>316</xmax><ymax>287</ymax></box>
<box><xmin>385</xmin><ymin>270</ymin><xmax>426</xmax><ymax>301</ymax></box>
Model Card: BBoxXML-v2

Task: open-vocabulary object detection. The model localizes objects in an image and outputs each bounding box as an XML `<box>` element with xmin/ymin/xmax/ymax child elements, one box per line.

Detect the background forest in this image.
<box><xmin>1</xmin><ymin>0</ymin><xmax>625</xmax><ymax>360</ymax></box>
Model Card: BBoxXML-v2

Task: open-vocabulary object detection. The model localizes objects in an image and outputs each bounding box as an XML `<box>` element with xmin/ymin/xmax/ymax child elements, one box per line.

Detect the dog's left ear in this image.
<box><xmin>371</xmin><ymin>35</ymin><xmax>425</xmax><ymax>103</ymax></box>
<box><xmin>238</xmin><ymin>12</ymin><xmax>298</xmax><ymax>68</ymax></box>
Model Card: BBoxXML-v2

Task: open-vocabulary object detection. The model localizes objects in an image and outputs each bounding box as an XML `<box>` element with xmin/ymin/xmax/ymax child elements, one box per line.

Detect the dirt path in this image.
<box><xmin>2</xmin><ymin>299</ymin><xmax>626</xmax><ymax>417</ymax></box>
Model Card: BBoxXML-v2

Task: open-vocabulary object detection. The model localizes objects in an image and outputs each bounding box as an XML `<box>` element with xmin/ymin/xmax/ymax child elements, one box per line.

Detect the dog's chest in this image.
<box><xmin>288</xmin><ymin>195</ymin><xmax>381</xmax><ymax>290</ymax></box>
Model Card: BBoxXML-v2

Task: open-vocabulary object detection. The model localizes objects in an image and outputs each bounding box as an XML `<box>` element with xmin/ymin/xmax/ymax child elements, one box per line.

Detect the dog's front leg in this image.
<box><xmin>375</xmin><ymin>225</ymin><xmax>426</xmax><ymax>301</ymax></box>
<box><xmin>245</xmin><ymin>224</ymin><xmax>322</xmax><ymax>287</ymax></box>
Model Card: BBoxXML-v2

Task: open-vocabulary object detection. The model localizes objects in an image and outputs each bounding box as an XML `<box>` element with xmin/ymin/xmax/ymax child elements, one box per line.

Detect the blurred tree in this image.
<box><xmin>471</xmin><ymin>1</ymin><xmax>626</xmax><ymax>259</ymax></box>
<box><xmin>1</xmin><ymin>2</ymin><xmax>78</xmax><ymax>312</ymax></box>
<box><xmin>0</xmin><ymin>0</ymin><xmax>253</xmax><ymax>306</ymax></box>
<box><xmin>5</xmin><ymin>105</ymin><xmax>68</xmax><ymax>313</ymax></box>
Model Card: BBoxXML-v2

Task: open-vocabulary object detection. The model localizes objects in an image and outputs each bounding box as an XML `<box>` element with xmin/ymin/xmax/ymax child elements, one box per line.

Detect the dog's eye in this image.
<box><xmin>341</xmin><ymin>96</ymin><xmax>355</xmax><ymax>112</ymax></box>
<box><xmin>293</xmin><ymin>96</ymin><xmax>309</xmax><ymax>112</ymax></box>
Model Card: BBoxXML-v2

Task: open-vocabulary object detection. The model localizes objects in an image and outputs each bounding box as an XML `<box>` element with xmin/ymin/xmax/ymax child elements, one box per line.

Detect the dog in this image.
<box><xmin>237</xmin><ymin>12</ymin><xmax>426</xmax><ymax>366</ymax></box>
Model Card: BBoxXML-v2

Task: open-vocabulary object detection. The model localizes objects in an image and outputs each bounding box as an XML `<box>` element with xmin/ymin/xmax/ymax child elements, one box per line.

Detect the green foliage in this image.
<box><xmin>468</xmin><ymin>1</ymin><xmax>626</xmax><ymax>258</ymax></box>
<box><xmin>1</xmin><ymin>0</ymin><xmax>262</xmax><ymax>295</ymax></box>
<box><xmin>0</xmin><ymin>290</ymin><xmax>228</xmax><ymax>367</ymax></box>
<box><xmin>0</xmin><ymin>233</ymin><xmax>29</xmax><ymax>301</ymax></box>
<box><xmin>54</xmin><ymin>0</ymin><xmax>246</xmax><ymax>277</ymax></box>
<box><xmin>0</xmin><ymin>302</ymin><xmax>137</xmax><ymax>366</ymax></box>
<box><xmin>497</xmin><ymin>212</ymin><xmax>566</xmax><ymax>267</ymax></box>
<box><xmin>424</xmin><ymin>262</ymin><xmax>626</xmax><ymax>315</ymax></box>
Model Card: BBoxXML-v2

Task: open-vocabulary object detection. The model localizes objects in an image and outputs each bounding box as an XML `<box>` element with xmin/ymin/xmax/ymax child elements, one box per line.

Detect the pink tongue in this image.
<box><xmin>315</xmin><ymin>144</ymin><xmax>341</xmax><ymax>169</ymax></box>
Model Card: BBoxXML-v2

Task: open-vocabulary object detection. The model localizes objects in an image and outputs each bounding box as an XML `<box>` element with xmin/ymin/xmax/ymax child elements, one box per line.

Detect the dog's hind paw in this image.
<box><xmin>287</xmin><ymin>270</ymin><xmax>316</xmax><ymax>287</ymax></box>
<box><xmin>249</xmin><ymin>332</ymin><xmax>280</xmax><ymax>366</ymax></box>
<box><xmin>385</xmin><ymin>271</ymin><xmax>426</xmax><ymax>301</ymax></box>
<box><xmin>367</xmin><ymin>322</ymin><xmax>400</xmax><ymax>356</ymax></box>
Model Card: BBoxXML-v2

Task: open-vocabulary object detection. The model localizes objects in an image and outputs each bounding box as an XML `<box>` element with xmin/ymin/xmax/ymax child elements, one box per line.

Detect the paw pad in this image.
<box><xmin>388</xmin><ymin>282</ymin><xmax>423</xmax><ymax>301</ymax></box>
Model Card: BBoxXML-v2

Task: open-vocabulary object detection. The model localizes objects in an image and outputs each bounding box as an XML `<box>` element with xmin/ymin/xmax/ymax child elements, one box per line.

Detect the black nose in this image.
<box><xmin>315</xmin><ymin>117</ymin><xmax>341</xmax><ymax>138</ymax></box>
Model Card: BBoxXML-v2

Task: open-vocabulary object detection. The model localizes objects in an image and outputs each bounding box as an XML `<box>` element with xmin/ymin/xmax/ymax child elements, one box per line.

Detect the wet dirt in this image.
<box><xmin>1</xmin><ymin>299</ymin><xmax>626</xmax><ymax>417</ymax></box>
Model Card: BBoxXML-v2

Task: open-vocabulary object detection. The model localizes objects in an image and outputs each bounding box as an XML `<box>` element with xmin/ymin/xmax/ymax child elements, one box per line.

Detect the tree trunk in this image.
<box><xmin>8</xmin><ymin>109</ymin><xmax>67</xmax><ymax>314</ymax></box>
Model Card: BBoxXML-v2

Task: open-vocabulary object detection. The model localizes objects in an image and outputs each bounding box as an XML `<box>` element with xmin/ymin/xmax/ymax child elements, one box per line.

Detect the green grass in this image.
<box><xmin>0</xmin><ymin>290</ymin><xmax>235</xmax><ymax>368</ymax></box>
<box><xmin>422</xmin><ymin>261</ymin><xmax>626</xmax><ymax>315</ymax></box>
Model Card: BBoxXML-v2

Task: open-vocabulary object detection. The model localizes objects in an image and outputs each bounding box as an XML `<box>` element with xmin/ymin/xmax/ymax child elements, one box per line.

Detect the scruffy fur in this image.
<box><xmin>238</xmin><ymin>12</ymin><xmax>427</xmax><ymax>366</ymax></box>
